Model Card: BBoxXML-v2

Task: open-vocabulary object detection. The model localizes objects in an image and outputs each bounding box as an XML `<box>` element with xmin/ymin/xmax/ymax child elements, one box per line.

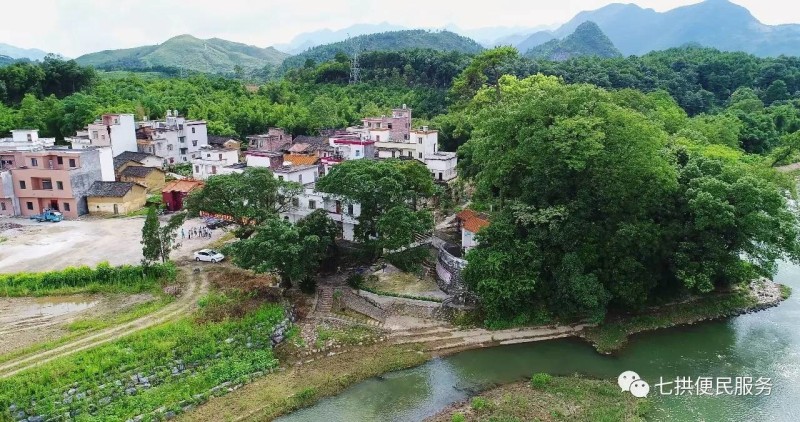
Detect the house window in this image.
<box><xmin>192</xmin><ymin>127</ymin><xmax>196</xmax><ymax>134</ymax></box>
<box><xmin>388</xmin><ymin>123</ymin><xmax>393</xmax><ymax>129</ymax></box>
<box><xmin>26</xmin><ymin>202</ymin><xmax>33</xmax><ymax>210</ymax></box>
<box><xmin>278</xmin><ymin>175</ymin><xmax>284</xmax><ymax>181</ymax></box>
<box><xmin>418</xmin><ymin>137</ymin><xmax>423</xmax><ymax>144</ymax></box>
<box><xmin>376</xmin><ymin>135</ymin><xmax>380</xmax><ymax>142</ymax></box>
<box><xmin>69</xmin><ymin>159</ymin><xmax>76</xmax><ymax>167</ymax></box>
<box><xmin>19</xmin><ymin>181</ymin><xmax>26</xmax><ymax>189</ymax></box>
<box><xmin>1</xmin><ymin>202</ymin><xmax>5</xmax><ymax>211</ymax></box>
<box><xmin>42</xmin><ymin>179</ymin><xmax>53</xmax><ymax>190</ymax></box>
<box><xmin>179</xmin><ymin>136</ymin><xmax>186</xmax><ymax>143</ymax></box>
<box><xmin>57</xmin><ymin>181</ymin><xmax>63</xmax><ymax>190</ymax></box>
<box><xmin>438</xmin><ymin>173</ymin><xmax>443</xmax><ymax>181</ymax></box>
<box><xmin>418</xmin><ymin>152</ymin><xmax>422</xmax><ymax>159</ymax></box>
<box><xmin>64</xmin><ymin>202</ymin><xmax>70</xmax><ymax>212</ymax></box>
<box><xmin>91</xmin><ymin>131</ymin><xmax>98</xmax><ymax>140</ymax></box>
<box><xmin>31</xmin><ymin>158</ymin><xmax>38</xmax><ymax>167</ymax></box>
<box><xmin>167</xmin><ymin>145</ymin><xmax>174</xmax><ymax>151</ymax></box>
<box><xmin>408</xmin><ymin>151</ymin><xmax>412</xmax><ymax>157</ymax></box>
<box><xmin>308</xmin><ymin>200</ymin><xmax>316</xmax><ymax>210</ymax></box>
<box><xmin>211</xmin><ymin>166</ymin><xmax>217</xmax><ymax>174</ymax></box>
<box><xmin>195</xmin><ymin>165</ymin><xmax>199</xmax><ymax>173</ymax></box>
<box><xmin>169</xmin><ymin>158</ymin><xmax>175</xmax><ymax>164</ymax></box>
<box><xmin>347</xmin><ymin>204</ymin><xmax>354</xmax><ymax>215</ymax></box>
<box><xmin>192</xmin><ymin>140</ymin><xmax>197</xmax><ymax>147</ymax></box>
<box><xmin>292</xmin><ymin>198</ymin><xmax>299</xmax><ymax>207</ymax></box>
<box><xmin>180</xmin><ymin>148</ymin><xmax>188</xmax><ymax>155</ymax></box>
<box><xmin>218</xmin><ymin>154</ymin><xmax>223</xmax><ymax>160</ymax></box>
<box><xmin>298</xmin><ymin>174</ymin><xmax>303</xmax><ymax>183</ymax></box>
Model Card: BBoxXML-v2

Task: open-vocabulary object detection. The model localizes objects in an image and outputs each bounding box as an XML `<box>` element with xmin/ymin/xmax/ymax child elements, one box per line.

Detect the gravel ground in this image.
<box><xmin>0</xmin><ymin>216</ymin><xmax>229</xmax><ymax>273</ymax></box>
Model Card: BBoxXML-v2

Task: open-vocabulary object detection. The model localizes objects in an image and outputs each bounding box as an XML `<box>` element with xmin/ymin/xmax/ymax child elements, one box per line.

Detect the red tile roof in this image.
<box><xmin>162</xmin><ymin>179</ymin><xmax>204</xmax><ymax>193</ymax></box>
<box><xmin>457</xmin><ymin>209</ymin><xmax>489</xmax><ymax>233</ymax></box>
<box><xmin>283</xmin><ymin>154</ymin><xmax>320</xmax><ymax>166</ymax></box>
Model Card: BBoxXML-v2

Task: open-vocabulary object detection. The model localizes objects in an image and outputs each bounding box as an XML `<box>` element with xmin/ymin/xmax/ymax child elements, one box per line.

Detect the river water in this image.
<box><xmin>278</xmin><ymin>261</ymin><xmax>800</xmax><ymax>422</ymax></box>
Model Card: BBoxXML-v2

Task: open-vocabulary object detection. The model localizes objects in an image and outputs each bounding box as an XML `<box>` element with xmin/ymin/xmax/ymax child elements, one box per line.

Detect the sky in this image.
<box><xmin>1</xmin><ymin>0</ymin><xmax>798</xmax><ymax>57</ymax></box>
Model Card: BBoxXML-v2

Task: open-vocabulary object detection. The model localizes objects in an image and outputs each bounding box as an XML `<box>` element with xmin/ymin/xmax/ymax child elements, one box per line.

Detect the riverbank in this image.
<box><xmin>581</xmin><ymin>279</ymin><xmax>787</xmax><ymax>354</ymax></box>
<box><xmin>179</xmin><ymin>279</ymin><xmax>788</xmax><ymax>420</ymax></box>
<box><xmin>179</xmin><ymin>343</ymin><xmax>430</xmax><ymax>421</ymax></box>
<box><xmin>426</xmin><ymin>375</ymin><xmax>650</xmax><ymax>422</ymax></box>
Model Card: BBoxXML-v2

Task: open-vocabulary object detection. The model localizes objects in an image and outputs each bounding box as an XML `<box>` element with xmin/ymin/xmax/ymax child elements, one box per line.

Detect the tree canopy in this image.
<box><xmin>459</xmin><ymin>75</ymin><xmax>800</xmax><ymax>325</ymax></box>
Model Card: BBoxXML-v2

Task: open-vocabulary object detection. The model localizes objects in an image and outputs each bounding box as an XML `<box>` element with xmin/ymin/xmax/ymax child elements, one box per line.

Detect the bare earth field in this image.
<box><xmin>0</xmin><ymin>216</ymin><xmax>228</xmax><ymax>273</ymax></box>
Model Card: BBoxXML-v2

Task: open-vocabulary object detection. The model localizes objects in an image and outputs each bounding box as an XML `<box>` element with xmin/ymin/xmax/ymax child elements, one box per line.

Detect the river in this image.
<box><xmin>278</xmin><ymin>261</ymin><xmax>800</xmax><ymax>421</ymax></box>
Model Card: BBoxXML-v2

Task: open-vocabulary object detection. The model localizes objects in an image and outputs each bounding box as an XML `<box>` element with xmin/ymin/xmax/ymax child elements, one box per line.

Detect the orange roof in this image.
<box><xmin>162</xmin><ymin>179</ymin><xmax>204</xmax><ymax>193</ymax></box>
<box><xmin>457</xmin><ymin>209</ymin><xmax>490</xmax><ymax>233</ymax></box>
<box><xmin>283</xmin><ymin>154</ymin><xmax>320</xmax><ymax>166</ymax></box>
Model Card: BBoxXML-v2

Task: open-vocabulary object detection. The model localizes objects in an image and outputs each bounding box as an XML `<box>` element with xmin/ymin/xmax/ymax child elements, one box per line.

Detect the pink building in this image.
<box><xmin>6</xmin><ymin>148</ymin><xmax>108</xmax><ymax>218</ymax></box>
<box><xmin>361</xmin><ymin>105</ymin><xmax>412</xmax><ymax>141</ymax></box>
<box><xmin>247</xmin><ymin>128</ymin><xmax>291</xmax><ymax>151</ymax></box>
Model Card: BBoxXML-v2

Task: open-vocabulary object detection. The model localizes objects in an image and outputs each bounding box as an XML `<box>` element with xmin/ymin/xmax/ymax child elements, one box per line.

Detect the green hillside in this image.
<box><xmin>282</xmin><ymin>30</ymin><xmax>484</xmax><ymax>69</ymax></box>
<box><xmin>0</xmin><ymin>55</ymin><xmax>16</xmax><ymax>66</ymax></box>
<box><xmin>76</xmin><ymin>34</ymin><xmax>289</xmax><ymax>74</ymax></box>
<box><xmin>525</xmin><ymin>22</ymin><xmax>622</xmax><ymax>61</ymax></box>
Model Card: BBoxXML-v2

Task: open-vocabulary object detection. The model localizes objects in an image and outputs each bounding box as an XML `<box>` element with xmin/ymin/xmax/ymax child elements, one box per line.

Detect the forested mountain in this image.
<box><xmin>274</xmin><ymin>23</ymin><xmax>409</xmax><ymax>54</ymax></box>
<box><xmin>0</xmin><ymin>55</ymin><xmax>16</xmax><ymax>66</ymax></box>
<box><xmin>516</xmin><ymin>0</ymin><xmax>800</xmax><ymax>57</ymax></box>
<box><xmin>525</xmin><ymin>22</ymin><xmax>621</xmax><ymax>60</ymax></box>
<box><xmin>75</xmin><ymin>35</ymin><xmax>289</xmax><ymax>74</ymax></box>
<box><xmin>282</xmin><ymin>30</ymin><xmax>484</xmax><ymax>69</ymax></box>
<box><xmin>0</xmin><ymin>43</ymin><xmax>51</xmax><ymax>61</ymax></box>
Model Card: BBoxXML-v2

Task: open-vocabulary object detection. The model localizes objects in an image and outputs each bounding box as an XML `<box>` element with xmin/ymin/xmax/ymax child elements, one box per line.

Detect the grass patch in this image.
<box><xmin>207</xmin><ymin>231</ymin><xmax>236</xmax><ymax>250</ymax></box>
<box><xmin>582</xmin><ymin>290</ymin><xmax>758</xmax><ymax>354</ymax></box>
<box><xmin>0</xmin><ymin>304</ymin><xmax>287</xmax><ymax>421</ymax></box>
<box><xmin>781</xmin><ymin>284</ymin><xmax>792</xmax><ymax>300</ymax></box>
<box><xmin>65</xmin><ymin>295</ymin><xmax>174</xmax><ymax>333</ymax></box>
<box><xmin>0</xmin><ymin>262</ymin><xmax>176</xmax><ymax>297</ymax></box>
<box><xmin>177</xmin><ymin>343</ymin><xmax>429</xmax><ymax>421</ymax></box>
<box><xmin>359</xmin><ymin>285</ymin><xmax>443</xmax><ymax>303</ymax></box>
<box><xmin>0</xmin><ymin>236</ymin><xmax>7</xmax><ymax>243</ymax></box>
<box><xmin>429</xmin><ymin>375</ymin><xmax>650</xmax><ymax>422</ymax></box>
<box><xmin>314</xmin><ymin>325</ymin><xmax>376</xmax><ymax>349</ymax></box>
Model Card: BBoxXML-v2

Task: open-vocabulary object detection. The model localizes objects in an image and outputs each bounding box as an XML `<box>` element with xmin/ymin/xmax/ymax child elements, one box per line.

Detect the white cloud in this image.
<box><xmin>0</xmin><ymin>0</ymin><xmax>797</xmax><ymax>57</ymax></box>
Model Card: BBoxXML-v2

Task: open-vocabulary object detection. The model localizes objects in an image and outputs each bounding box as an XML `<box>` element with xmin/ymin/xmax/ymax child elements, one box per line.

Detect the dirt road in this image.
<box><xmin>0</xmin><ymin>216</ymin><xmax>229</xmax><ymax>273</ymax></box>
<box><xmin>0</xmin><ymin>268</ymin><xmax>208</xmax><ymax>379</ymax></box>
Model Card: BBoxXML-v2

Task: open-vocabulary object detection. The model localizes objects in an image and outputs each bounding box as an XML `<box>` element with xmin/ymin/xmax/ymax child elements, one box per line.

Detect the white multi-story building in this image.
<box><xmin>1</xmin><ymin>129</ymin><xmax>56</xmax><ymax>152</ymax></box>
<box><xmin>136</xmin><ymin>110</ymin><xmax>208</xmax><ymax>166</ymax></box>
<box><xmin>350</xmin><ymin>106</ymin><xmax>458</xmax><ymax>182</ymax></box>
<box><xmin>191</xmin><ymin>147</ymin><xmax>240</xmax><ymax>180</ymax></box>
<box><xmin>266</xmin><ymin>163</ymin><xmax>360</xmax><ymax>241</ymax></box>
<box><xmin>67</xmin><ymin>114</ymin><xmax>137</xmax><ymax>156</ymax></box>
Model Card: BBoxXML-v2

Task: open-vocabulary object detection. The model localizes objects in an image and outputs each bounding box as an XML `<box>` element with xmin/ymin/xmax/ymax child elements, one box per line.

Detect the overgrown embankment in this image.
<box><xmin>581</xmin><ymin>280</ymin><xmax>787</xmax><ymax>354</ymax></box>
<box><xmin>0</xmin><ymin>262</ymin><xmax>176</xmax><ymax>297</ymax></box>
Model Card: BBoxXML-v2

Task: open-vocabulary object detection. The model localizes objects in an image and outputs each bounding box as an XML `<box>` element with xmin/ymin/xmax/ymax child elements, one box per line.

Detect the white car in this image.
<box><xmin>194</xmin><ymin>249</ymin><xmax>225</xmax><ymax>263</ymax></box>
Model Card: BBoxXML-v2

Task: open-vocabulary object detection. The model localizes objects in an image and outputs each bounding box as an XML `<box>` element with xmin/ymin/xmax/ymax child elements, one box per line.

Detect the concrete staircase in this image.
<box><xmin>314</xmin><ymin>287</ymin><xmax>334</xmax><ymax>315</ymax></box>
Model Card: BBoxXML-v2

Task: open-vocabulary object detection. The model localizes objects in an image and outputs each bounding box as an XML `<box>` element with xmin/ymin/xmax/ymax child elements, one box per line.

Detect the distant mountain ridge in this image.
<box><xmin>75</xmin><ymin>34</ymin><xmax>289</xmax><ymax>74</ymax></box>
<box><xmin>525</xmin><ymin>22</ymin><xmax>622</xmax><ymax>60</ymax></box>
<box><xmin>515</xmin><ymin>0</ymin><xmax>800</xmax><ymax>57</ymax></box>
<box><xmin>0</xmin><ymin>43</ymin><xmax>51</xmax><ymax>61</ymax></box>
<box><xmin>282</xmin><ymin>30</ymin><xmax>484</xmax><ymax>69</ymax></box>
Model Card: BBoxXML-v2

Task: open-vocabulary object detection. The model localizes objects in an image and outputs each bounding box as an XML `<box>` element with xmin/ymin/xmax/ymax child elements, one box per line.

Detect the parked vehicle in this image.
<box><xmin>194</xmin><ymin>249</ymin><xmax>225</xmax><ymax>263</ymax></box>
<box><xmin>30</xmin><ymin>209</ymin><xmax>63</xmax><ymax>223</ymax></box>
<box><xmin>204</xmin><ymin>217</ymin><xmax>231</xmax><ymax>229</ymax></box>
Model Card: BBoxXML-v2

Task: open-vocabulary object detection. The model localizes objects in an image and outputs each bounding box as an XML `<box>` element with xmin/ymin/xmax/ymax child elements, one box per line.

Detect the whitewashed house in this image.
<box><xmin>136</xmin><ymin>110</ymin><xmax>208</xmax><ymax>166</ymax></box>
<box><xmin>192</xmin><ymin>147</ymin><xmax>241</xmax><ymax>180</ymax></box>
<box><xmin>67</xmin><ymin>114</ymin><xmax>138</xmax><ymax>157</ymax></box>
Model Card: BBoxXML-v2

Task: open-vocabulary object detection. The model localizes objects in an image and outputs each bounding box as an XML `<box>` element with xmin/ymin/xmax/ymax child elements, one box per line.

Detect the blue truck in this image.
<box><xmin>30</xmin><ymin>208</ymin><xmax>63</xmax><ymax>222</ymax></box>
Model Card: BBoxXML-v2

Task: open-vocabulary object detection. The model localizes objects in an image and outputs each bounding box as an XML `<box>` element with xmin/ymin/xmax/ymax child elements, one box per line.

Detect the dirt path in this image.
<box><xmin>0</xmin><ymin>268</ymin><xmax>208</xmax><ymax>379</ymax></box>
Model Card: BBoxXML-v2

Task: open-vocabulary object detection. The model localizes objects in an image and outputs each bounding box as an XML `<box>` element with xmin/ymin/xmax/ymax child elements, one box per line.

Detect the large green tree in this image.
<box><xmin>316</xmin><ymin>159</ymin><xmax>435</xmax><ymax>254</ymax></box>
<box><xmin>459</xmin><ymin>75</ymin><xmax>800</xmax><ymax>324</ymax></box>
<box><xmin>184</xmin><ymin>167</ymin><xmax>302</xmax><ymax>239</ymax></box>
<box><xmin>224</xmin><ymin>210</ymin><xmax>337</xmax><ymax>286</ymax></box>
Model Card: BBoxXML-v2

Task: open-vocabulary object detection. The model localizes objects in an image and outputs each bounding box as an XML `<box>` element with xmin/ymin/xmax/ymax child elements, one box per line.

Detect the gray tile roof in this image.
<box><xmin>113</xmin><ymin>157</ymin><xmax>141</xmax><ymax>170</ymax></box>
<box><xmin>115</xmin><ymin>151</ymin><xmax>158</xmax><ymax>163</ymax></box>
<box><xmin>121</xmin><ymin>165</ymin><xmax>160</xmax><ymax>178</ymax></box>
<box><xmin>86</xmin><ymin>181</ymin><xmax>140</xmax><ymax>197</ymax></box>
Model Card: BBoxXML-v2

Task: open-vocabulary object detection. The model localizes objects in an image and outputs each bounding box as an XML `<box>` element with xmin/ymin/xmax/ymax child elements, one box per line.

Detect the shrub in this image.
<box><xmin>471</xmin><ymin>396</ymin><xmax>488</xmax><ymax>410</ymax></box>
<box><xmin>386</xmin><ymin>246</ymin><xmax>429</xmax><ymax>273</ymax></box>
<box><xmin>299</xmin><ymin>276</ymin><xmax>317</xmax><ymax>294</ymax></box>
<box><xmin>451</xmin><ymin>413</ymin><xmax>466</xmax><ymax>422</ymax></box>
<box><xmin>531</xmin><ymin>373</ymin><xmax>552</xmax><ymax>389</ymax></box>
<box><xmin>346</xmin><ymin>273</ymin><xmax>364</xmax><ymax>289</ymax></box>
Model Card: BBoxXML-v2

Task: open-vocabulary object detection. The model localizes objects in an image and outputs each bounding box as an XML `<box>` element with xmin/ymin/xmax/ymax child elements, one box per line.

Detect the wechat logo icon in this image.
<box><xmin>618</xmin><ymin>370</ymin><xmax>650</xmax><ymax>398</ymax></box>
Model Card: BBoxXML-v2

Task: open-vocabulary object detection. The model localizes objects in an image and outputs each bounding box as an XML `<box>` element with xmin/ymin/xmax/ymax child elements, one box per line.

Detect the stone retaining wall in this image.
<box><xmin>358</xmin><ymin>290</ymin><xmax>441</xmax><ymax>319</ymax></box>
<box><xmin>436</xmin><ymin>246</ymin><xmax>469</xmax><ymax>295</ymax></box>
<box><xmin>335</xmin><ymin>288</ymin><xmax>387</xmax><ymax>322</ymax></box>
